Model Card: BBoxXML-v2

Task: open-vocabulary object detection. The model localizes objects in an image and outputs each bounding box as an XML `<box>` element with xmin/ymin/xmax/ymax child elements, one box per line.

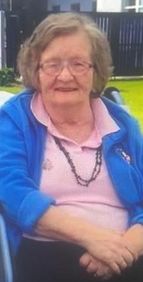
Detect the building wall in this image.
<box><xmin>47</xmin><ymin>0</ymin><xmax>143</xmax><ymax>12</ymax></box>
<box><xmin>97</xmin><ymin>0</ymin><xmax>122</xmax><ymax>12</ymax></box>
<box><xmin>47</xmin><ymin>0</ymin><xmax>93</xmax><ymax>11</ymax></box>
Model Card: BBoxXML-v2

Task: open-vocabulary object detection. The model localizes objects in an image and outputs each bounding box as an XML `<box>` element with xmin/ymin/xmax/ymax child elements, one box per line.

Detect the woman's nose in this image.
<box><xmin>57</xmin><ymin>65</ymin><xmax>73</xmax><ymax>80</ymax></box>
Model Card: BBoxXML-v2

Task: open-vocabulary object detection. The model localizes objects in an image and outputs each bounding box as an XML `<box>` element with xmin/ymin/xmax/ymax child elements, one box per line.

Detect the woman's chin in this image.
<box><xmin>52</xmin><ymin>91</ymin><xmax>82</xmax><ymax>106</ymax></box>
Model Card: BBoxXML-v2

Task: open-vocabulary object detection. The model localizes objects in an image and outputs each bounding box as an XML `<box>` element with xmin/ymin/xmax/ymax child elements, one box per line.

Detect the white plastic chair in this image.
<box><xmin>0</xmin><ymin>214</ymin><xmax>13</xmax><ymax>282</ymax></box>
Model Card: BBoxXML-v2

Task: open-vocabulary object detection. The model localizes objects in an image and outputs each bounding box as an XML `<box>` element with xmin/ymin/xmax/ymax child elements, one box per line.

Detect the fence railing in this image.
<box><xmin>6</xmin><ymin>11</ymin><xmax>143</xmax><ymax>76</ymax></box>
<box><xmin>90</xmin><ymin>12</ymin><xmax>143</xmax><ymax>76</ymax></box>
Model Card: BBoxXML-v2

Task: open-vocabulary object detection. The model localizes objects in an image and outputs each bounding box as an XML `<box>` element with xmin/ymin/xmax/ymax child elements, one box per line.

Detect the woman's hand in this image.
<box><xmin>123</xmin><ymin>224</ymin><xmax>143</xmax><ymax>258</ymax></box>
<box><xmin>80</xmin><ymin>225</ymin><xmax>141</xmax><ymax>279</ymax></box>
<box><xmin>79</xmin><ymin>252</ymin><xmax>113</xmax><ymax>280</ymax></box>
<box><xmin>36</xmin><ymin>206</ymin><xmax>136</xmax><ymax>273</ymax></box>
<box><xmin>83</xmin><ymin>229</ymin><xmax>136</xmax><ymax>274</ymax></box>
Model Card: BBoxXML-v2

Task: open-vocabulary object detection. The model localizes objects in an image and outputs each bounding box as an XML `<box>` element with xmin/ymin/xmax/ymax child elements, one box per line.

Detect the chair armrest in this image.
<box><xmin>0</xmin><ymin>214</ymin><xmax>13</xmax><ymax>282</ymax></box>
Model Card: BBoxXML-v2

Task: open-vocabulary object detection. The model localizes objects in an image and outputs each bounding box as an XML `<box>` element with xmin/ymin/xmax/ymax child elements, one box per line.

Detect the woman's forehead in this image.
<box><xmin>40</xmin><ymin>31</ymin><xmax>92</xmax><ymax>60</ymax></box>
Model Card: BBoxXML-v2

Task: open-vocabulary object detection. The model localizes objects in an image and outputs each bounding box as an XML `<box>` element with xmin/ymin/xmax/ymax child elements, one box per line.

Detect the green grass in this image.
<box><xmin>108</xmin><ymin>79</ymin><xmax>143</xmax><ymax>129</ymax></box>
<box><xmin>0</xmin><ymin>85</ymin><xmax>23</xmax><ymax>94</ymax></box>
<box><xmin>0</xmin><ymin>79</ymin><xmax>143</xmax><ymax>129</ymax></box>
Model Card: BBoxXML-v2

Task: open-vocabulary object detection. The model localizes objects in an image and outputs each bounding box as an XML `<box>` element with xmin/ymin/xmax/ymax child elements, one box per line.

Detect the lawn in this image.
<box><xmin>108</xmin><ymin>79</ymin><xmax>143</xmax><ymax>129</ymax></box>
<box><xmin>0</xmin><ymin>85</ymin><xmax>23</xmax><ymax>94</ymax></box>
<box><xmin>0</xmin><ymin>79</ymin><xmax>143</xmax><ymax>128</ymax></box>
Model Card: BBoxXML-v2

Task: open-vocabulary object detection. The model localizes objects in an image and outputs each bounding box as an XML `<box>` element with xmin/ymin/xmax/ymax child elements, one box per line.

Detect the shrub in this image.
<box><xmin>0</xmin><ymin>68</ymin><xmax>15</xmax><ymax>86</ymax></box>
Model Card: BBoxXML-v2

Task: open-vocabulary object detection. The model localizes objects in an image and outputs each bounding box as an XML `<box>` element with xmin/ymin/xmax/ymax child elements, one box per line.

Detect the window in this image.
<box><xmin>52</xmin><ymin>5</ymin><xmax>60</xmax><ymax>12</ymax></box>
<box><xmin>130</xmin><ymin>0</ymin><xmax>135</xmax><ymax>4</ymax></box>
<box><xmin>71</xmin><ymin>3</ymin><xmax>80</xmax><ymax>12</ymax></box>
<box><xmin>124</xmin><ymin>0</ymin><xmax>143</xmax><ymax>12</ymax></box>
<box><xmin>92</xmin><ymin>0</ymin><xmax>97</xmax><ymax>12</ymax></box>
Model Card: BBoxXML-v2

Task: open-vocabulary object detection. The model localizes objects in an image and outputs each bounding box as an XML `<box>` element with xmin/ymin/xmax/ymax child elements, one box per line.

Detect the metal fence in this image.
<box><xmin>90</xmin><ymin>12</ymin><xmax>143</xmax><ymax>76</ymax></box>
<box><xmin>6</xmin><ymin>11</ymin><xmax>143</xmax><ymax>76</ymax></box>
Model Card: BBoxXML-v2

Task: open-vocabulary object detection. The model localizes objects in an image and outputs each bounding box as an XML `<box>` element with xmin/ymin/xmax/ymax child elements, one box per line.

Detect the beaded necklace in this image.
<box><xmin>53</xmin><ymin>136</ymin><xmax>102</xmax><ymax>187</ymax></box>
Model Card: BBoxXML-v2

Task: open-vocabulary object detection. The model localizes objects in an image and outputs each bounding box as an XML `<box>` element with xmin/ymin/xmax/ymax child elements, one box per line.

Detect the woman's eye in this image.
<box><xmin>48</xmin><ymin>63</ymin><xmax>58</xmax><ymax>68</ymax></box>
<box><xmin>73</xmin><ymin>62</ymin><xmax>85</xmax><ymax>70</ymax></box>
<box><xmin>74</xmin><ymin>62</ymin><xmax>83</xmax><ymax>66</ymax></box>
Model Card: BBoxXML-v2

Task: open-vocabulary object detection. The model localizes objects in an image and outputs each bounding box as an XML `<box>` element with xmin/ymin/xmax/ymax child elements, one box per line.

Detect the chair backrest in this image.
<box><xmin>0</xmin><ymin>214</ymin><xmax>13</xmax><ymax>282</ymax></box>
<box><xmin>0</xmin><ymin>92</ymin><xmax>14</xmax><ymax>107</ymax></box>
<box><xmin>103</xmin><ymin>87</ymin><xmax>123</xmax><ymax>104</ymax></box>
<box><xmin>103</xmin><ymin>86</ymin><xmax>129</xmax><ymax>112</ymax></box>
<box><xmin>0</xmin><ymin>92</ymin><xmax>15</xmax><ymax>281</ymax></box>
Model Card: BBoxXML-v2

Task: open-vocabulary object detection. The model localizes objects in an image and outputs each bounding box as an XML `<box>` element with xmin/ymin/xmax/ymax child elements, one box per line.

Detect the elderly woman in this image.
<box><xmin>0</xmin><ymin>12</ymin><xmax>143</xmax><ymax>282</ymax></box>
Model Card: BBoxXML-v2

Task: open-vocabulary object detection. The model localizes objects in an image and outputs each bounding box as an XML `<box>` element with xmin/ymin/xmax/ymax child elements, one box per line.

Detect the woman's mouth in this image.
<box><xmin>55</xmin><ymin>87</ymin><xmax>77</xmax><ymax>92</ymax></box>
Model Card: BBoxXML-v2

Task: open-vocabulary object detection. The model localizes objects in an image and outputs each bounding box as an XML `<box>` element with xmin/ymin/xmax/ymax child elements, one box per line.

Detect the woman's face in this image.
<box><xmin>38</xmin><ymin>31</ymin><xmax>94</xmax><ymax>109</ymax></box>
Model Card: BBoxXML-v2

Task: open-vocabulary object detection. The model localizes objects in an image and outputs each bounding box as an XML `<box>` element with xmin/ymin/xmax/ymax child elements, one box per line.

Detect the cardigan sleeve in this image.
<box><xmin>0</xmin><ymin>104</ymin><xmax>55</xmax><ymax>233</ymax></box>
<box><xmin>103</xmin><ymin>98</ymin><xmax>143</xmax><ymax>226</ymax></box>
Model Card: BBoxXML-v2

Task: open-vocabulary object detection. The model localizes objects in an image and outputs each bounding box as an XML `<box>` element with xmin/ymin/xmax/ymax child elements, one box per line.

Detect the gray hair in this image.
<box><xmin>17</xmin><ymin>12</ymin><xmax>113</xmax><ymax>94</ymax></box>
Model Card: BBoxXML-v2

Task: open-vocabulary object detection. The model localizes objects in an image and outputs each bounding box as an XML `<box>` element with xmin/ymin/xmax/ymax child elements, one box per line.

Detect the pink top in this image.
<box><xmin>30</xmin><ymin>93</ymin><xmax>129</xmax><ymax>240</ymax></box>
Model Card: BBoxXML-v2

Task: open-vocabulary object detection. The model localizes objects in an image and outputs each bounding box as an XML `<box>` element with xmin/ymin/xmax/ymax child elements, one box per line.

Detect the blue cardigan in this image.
<box><xmin>0</xmin><ymin>89</ymin><xmax>143</xmax><ymax>253</ymax></box>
